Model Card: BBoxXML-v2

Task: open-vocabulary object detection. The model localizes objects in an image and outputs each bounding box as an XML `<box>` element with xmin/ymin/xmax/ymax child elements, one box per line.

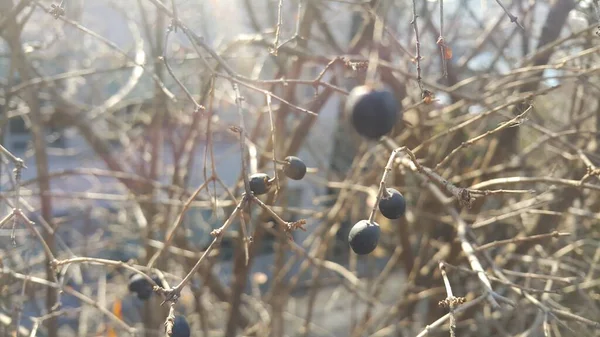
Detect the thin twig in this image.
<box><xmin>438</xmin><ymin>262</ymin><xmax>462</xmax><ymax>337</ymax></box>
<box><xmin>475</xmin><ymin>231</ymin><xmax>570</xmax><ymax>251</ymax></box>
<box><xmin>161</xmin><ymin>198</ymin><xmax>246</xmax><ymax>305</ymax></box>
<box><xmin>232</xmin><ymin>83</ymin><xmax>252</xmax><ymax>194</ymax></box>
<box><xmin>435</xmin><ymin>105</ymin><xmax>532</xmax><ymax>170</ymax></box>
<box><xmin>494</xmin><ymin>0</ymin><xmax>525</xmax><ymax>29</ymax></box>
<box><xmin>147</xmin><ymin>178</ymin><xmax>212</xmax><ymax>268</ymax></box>
<box><xmin>163</xmin><ymin>22</ymin><xmax>205</xmax><ymax>112</ymax></box>
<box><xmin>411</xmin><ymin>0</ymin><xmax>424</xmax><ymax>93</ymax></box>
<box><xmin>266</xmin><ymin>94</ymin><xmax>281</xmax><ymax>199</ymax></box>
<box><xmin>169</xmin><ymin>0</ymin><xmax>178</xmax><ymax>31</ymax></box>
<box><xmin>272</xmin><ymin>0</ymin><xmax>284</xmax><ymax>54</ymax></box>
<box><xmin>437</xmin><ymin>0</ymin><xmax>448</xmax><ymax>78</ymax></box>
<box><xmin>415</xmin><ymin>294</ymin><xmax>487</xmax><ymax>337</ymax></box>
<box><xmin>365</xmin><ymin>12</ymin><xmax>384</xmax><ymax>83</ymax></box>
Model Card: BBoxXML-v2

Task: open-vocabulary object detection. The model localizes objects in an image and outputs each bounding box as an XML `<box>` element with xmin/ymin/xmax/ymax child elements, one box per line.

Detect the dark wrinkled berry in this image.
<box><xmin>348</xmin><ymin>220</ymin><xmax>381</xmax><ymax>255</ymax></box>
<box><xmin>128</xmin><ymin>274</ymin><xmax>153</xmax><ymax>300</ymax></box>
<box><xmin>378</xmin><ymin>188</ymin><xmax>406</xmax><ymax>219</ymax></box>
<box><xmin>172</xmin><ymin>315</ymin><xmax>191</xmax><ymax>337</ymax></box>
<box><xmin>345</xmin><ymin>85</ymin><xmax>400</xmax><ymax>140</ymax></box>
<box><xmin>249</xmin><ymin>173</ymin><xmax>272</xmax><ymax>195</ymax></box>
<box><xmin>283</xmin><ymin>156</ymin><xmax>307</xmax><ymax>180</ymax></box>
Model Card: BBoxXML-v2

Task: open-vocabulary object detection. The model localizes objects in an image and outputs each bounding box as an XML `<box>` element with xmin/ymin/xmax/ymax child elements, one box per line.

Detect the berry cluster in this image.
<box><xmin>248</xmin><ymin>156</ymin><xmax>307</xmax><ymax>195</ymax></box>
<box><xmin>348</xmin><ymin>189</ymin><xmax>407</xmax><ymax>255</ymax></box>
<box><xmin>345</xmin><ymin>83</ymin><xmax>408</xmax><ymax>255</ymax></box>
<box><xmin>127</xmin><ymin>273</ymin><xmax>164</xmax><ymax>300</ymax></box>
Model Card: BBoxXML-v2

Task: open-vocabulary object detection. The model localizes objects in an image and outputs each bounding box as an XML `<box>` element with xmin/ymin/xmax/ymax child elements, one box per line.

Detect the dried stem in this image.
<box><xmin>475</xmin><ymin>231</ymin><xmax>570</xmax><ymax>251</ymax></box>
<box><xmin>272</xmin><ymin>0</ymin><xmax>284</xmax><ymax>54</ymax></box>
<box><xmin>411</xmin><ymin>0</ymin><xmax>424</xmax><ymax>93</ymax></box>
<box><xmin>266</xmin><ymin>94</ymin><xmax>281</xmax><ymax>198</ymax></box>
<box><xmin>494</xmin><ymin>0</ymin><xmax>525</xmax><ymax>29</ymax></box>
<box><xmin>438</xmin><ymin>262</ymin><xmax>459</xmax><ymax>337</ymax></box>
<box><xmin>438</xmin><ymin>0</ymin><xmax>448</xmax><ymax>78</ymax></box>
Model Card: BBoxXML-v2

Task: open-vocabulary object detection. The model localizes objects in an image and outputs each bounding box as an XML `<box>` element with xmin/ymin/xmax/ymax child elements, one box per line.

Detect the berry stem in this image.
<box><xmin>232</xmin><ymin>83</ymin><xmax>252</xmax><ymax>195</ymax></box>
<box><xmin>368</xmin><ymin>145</ymin><xmax>407</xmax><ymax>223</ymax></box>
<box><xmin>266</xmin><ymin>94</ymin><xmax>281</xmax><ymax>199</ymax></box>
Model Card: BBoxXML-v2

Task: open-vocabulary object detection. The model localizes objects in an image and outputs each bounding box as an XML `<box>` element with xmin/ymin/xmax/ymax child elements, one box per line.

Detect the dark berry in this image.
<box><xmin>348</xmin><ymin>220</ymin><xmax>381</xmax><ymax>255</ymax></box>
<box><xmin>345</xmin><ymin>85</ymin><xmax>400</xmax><ymax>140</ymax></box>
<box><xmin>283</xmin><ymin>156</ymin><xmax>307</xmax><ymax>180</ymax></box>
<box><xmin>172</xmin><ymin>315</ymin><xmax>191</xmax><ymax>337</ymax></box>
<box><xmin>249</xmin><ymin>173</ymin><xmax>272</xmax><ymax>195</ymax></box>
<box><xmin>128</xmin><ymin>273</ymin><xmax>153</xmax><ymax>300</ymax></box>
<box><xmin>378</xmin><ymin>188</ymin><xmax>406</xmax><ymax>219</ymax></box>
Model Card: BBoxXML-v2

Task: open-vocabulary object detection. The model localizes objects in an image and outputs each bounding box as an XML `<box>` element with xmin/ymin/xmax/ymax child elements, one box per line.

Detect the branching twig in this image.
<box><xmin>163</xmin><ymin>22</ymin><xmax>205</xmax><ymax>112</ymax></box>
<box><xmin>438</xmin><ymin>262</ymin><xmax>465</xmax><ymax>337</ymax></box>
<box><xmin>161</xmin><ymin>198</ymin><xmax>246</xmax><ymax>305</ymax></box>
<box><xmin>232</xmin><ymin>83</ymin><xmax>252</xmax><ymax>195</ymax></box>
<box><xmin>272</xmin><ymin>0</ymin><xmax>284</xmax><ymax>54</ymax></box>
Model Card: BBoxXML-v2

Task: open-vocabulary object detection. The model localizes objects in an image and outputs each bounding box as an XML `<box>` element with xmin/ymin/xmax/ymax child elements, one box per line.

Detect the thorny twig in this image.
<box><xmin>0</xmin><ymin>144</ymin><xmax>26</xmax><ymax>244</ymax></box>
<box><xmin>411</xmin><ymin>0</ymin><xmax>424</xmax><ymax>93</ymax></box>
<box><xmin>438</xmin><ymin>262</ymin><xmax>466</xmax><ymax>337</ymax></box>
<box><xmin>49</xmin><ymin>1</ymin><xmax>65</xmax><ymax>19</ymax></box>
<box><xmin>494</xmin><ymin>0</ymin><xmax>525</xmax><ymax>29</ymax></box>
<box><xmin>160</xmin><ymin>198</ymin><xmax>246</xmax><ymax>305</ymax></box>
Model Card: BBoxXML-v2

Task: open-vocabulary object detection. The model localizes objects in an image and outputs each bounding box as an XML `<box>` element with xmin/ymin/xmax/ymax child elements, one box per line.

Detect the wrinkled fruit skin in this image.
<box><xmin>346</xmin><ymin>85</ymin><xmax>400</xmax><ymax>140</ymax></box>
<box><xmin>283</xmin><ymin>156</ymin><xmax>307</xmax><ymax>180</ymax></box>
<box><xmin>128</xmin><ymin>274</ymin><xmax>153</xmax><ymax>300</ymax></box>
<box><xmin>249</xmin><ymin>173</ymin><xmax>272</xmax><ymax>195</ymax></box>
<box><xmin>348</xmin><ymin>220</ymin><xmax>381</xmax><ymax>255</ymax></box>
<box><xmin>378</xmin><ymin>188</ymin><xmax>407</xmax><ymax>219</ymax></box>
<box><xmin>172</xmin><ymin>315</ymin><xmax>191</xmax><ymax>337</ymax></box>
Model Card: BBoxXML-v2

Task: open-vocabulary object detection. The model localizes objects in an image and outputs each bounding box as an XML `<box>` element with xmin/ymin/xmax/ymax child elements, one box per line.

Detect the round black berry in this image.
<box><xmin>283</xmin><ymin>156</ymin><xmax>307</xmax><ymax>180</ymax></box>
<box><xmin>348</xmin><ymin>220</ymin><xmax>381</xmax><ymax>255</ymax></box>
<box><xmin>128</xmin><ymin>273</ymin><xmax>153</xmax><ymax>300</ymax></box>
<box><xmin>378</xmin><ymin>188</ymin><xmax>407</xmax><ymax>219</ymax></box>
<box><xmin>172</xmin><ymin>315</ymin><xmax>191</xmax><ymax>337</ymax></box>
<box><xmin>345</xmin><ymin>85</ymin><xmax>400</xmax><ymax>140</ymax></box>
<box><xmin>249</xmin><ymin>173</ymin><xmax>273</xmax><ymax>195</ymax></box>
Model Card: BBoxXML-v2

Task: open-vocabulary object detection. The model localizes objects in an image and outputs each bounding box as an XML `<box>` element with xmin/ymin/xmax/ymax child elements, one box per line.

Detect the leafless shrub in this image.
<box><xmin>1</xmin><ymin>0</ymin><xmax>599</xmax><ymax>337</ymax></box>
